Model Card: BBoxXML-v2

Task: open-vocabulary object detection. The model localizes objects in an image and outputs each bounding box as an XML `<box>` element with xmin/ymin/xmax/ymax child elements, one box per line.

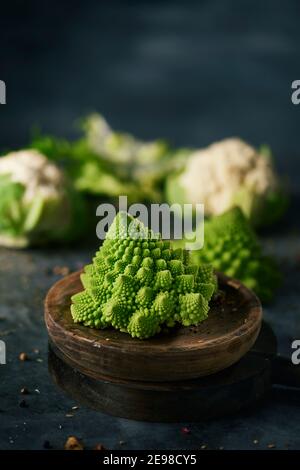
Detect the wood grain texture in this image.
<box><xmin>45</xmin><ymin>271</ymin><xmax>262</xmax><ymax>382</ymax></box>
<box><xmin>48</xmin><ymin>323</ymin><xmax>274</xmax><ymax>422</ymax></box>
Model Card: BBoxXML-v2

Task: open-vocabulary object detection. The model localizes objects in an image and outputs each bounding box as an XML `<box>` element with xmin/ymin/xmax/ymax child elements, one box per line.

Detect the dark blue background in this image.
<box><xmin>0</xmin><ymin>0</ymin><xmax>299</xmax><ymax>191</ymax></box>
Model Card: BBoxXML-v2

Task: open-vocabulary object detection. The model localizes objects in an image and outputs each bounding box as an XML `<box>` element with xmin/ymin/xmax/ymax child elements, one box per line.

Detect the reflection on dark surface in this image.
<box><xmin>48</xmin><ymin>323</ymin><xmax>274</xmax><ymax>422</ymax></box>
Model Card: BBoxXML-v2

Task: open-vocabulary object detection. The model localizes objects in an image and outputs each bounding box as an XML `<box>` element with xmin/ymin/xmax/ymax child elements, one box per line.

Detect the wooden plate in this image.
<box><xmin>48</xmin><ymin>323</ymin><xmax>275</xmax><ymax>423</ymax></box>
<box><xmin>44</xmin><ymin>271</ymin><xmax>262</xmax><ymax>382</ymax></box>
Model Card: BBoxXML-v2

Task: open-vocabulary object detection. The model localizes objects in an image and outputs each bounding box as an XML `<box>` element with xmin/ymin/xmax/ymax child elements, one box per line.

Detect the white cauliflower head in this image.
<box><xmin>0</xmin><ymin>149</ymin><xmax>66</xmax><ymax>203</ymax></box>
<box><xmin>0</xmin><ymin>149</ymin><xmax>84</xmax><ymax>247</ymax></box>
<box><xmin>166</xmin><ymin>138</ymin><xmax>287</xmax><ymax>226</ymax></box>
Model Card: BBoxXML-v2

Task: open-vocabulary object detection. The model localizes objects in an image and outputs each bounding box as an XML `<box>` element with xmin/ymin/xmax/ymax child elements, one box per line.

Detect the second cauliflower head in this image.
<box><xmin>0</xmin><ymin>149</ymin><xmax>85</xmax><ymax>247</ymax></box>
<box><xmin>166</xmin><ymin>138</ymin><xmax>287</xmax><ymax>227</ymax></box>
<box><xmin>71</xmin><ymin>212</ymin><xmax>218</xmax><ymax>339</ymax></box>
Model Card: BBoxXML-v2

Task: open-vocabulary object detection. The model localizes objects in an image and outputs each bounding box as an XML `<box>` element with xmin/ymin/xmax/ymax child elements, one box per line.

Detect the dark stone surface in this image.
<box><xmin>0</xmin><ymin>0</ymin><xmax>300</xmax><ymax>450</ymax></box>
<box><xmin>0</xmin><ymin>224</ymin><xmax>300</xmax><ymax>450</ymax></box>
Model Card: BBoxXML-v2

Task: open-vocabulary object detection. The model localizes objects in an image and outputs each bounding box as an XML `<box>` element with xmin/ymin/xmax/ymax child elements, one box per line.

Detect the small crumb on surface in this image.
<box><xmin>64</xmin><ymin>436</ymin><xmax>83</xmax><ymax>450</ymax></box>
<box><xmin>181</xmin><ymin>427</ymin><xmax>191</xmax><ymax>435</ymax></box>
<box><xmin>268</xmin><ymin>443</ymin><xmax>276</xmax><ymax>449</ymax></box>
<box><xmin>94</xmin><ymin>443</ymin><xmax>106</xmax><ymax>451</ymax></box>
<box><xmin>19</xmin><ymin>352</ymin><xmax>28</xmax><ymax>361</ymax></box>
<box><xmin>53</xmin><ymin>266</ymin><xmax>70</xmax><ymax>276</ymax></box>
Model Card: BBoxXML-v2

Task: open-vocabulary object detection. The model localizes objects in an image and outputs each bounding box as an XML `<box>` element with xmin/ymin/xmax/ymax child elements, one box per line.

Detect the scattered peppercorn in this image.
<box><xmin>53</xmin><ymin>266</ymin><xmax>70</xmax><ymax>276</ymax></box>
<box><xmin>181</xmin><ymin>427</ymin><xmax>191</xmax><ymax>435</ymax></box>
<box><xmin>19</xmin><ymin>352</ymin><xmax>28</xmax><ymax>361</ymax></box>
<box><xmin>20</xmin><ymin>387</ymin><xmax>29</xmax><ymax>395</ymax></box>
<box><xmin>64</xmin><ymin>436</ymin><xmax>84</xmax><ymax>450</ymax></box>
<box><xmin>94</xmin><ymin>443</ymin><xmax>106</xmax><ymax>451</ymax></box>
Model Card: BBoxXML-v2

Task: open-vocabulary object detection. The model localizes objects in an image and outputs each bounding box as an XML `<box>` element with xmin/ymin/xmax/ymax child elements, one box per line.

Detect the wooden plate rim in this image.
<box><xmin>45</xmin><ymin>270</ymin><xmax>262</xmax><ymax>355</ymax></box>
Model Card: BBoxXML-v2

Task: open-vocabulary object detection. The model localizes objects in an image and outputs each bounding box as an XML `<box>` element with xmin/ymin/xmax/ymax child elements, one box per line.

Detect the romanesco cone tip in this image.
<box><xmin>71</xmin><ymin>211</ymin><xmax>217</xmax><ymax>339</ymax></box>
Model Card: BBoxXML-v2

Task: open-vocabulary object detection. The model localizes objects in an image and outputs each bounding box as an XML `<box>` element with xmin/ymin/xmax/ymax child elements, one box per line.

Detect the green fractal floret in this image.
<box><xmin>103</xmin><ymin>299</ymin><xmax>130</xmax><ymax>331</ymax></box>
<box><xmin>136</xmin><ymin>286</ymin><xmax>154</xmax><ymax>307</ymax></box>
<box><xmin>154</xmin><ymin>270</ymin><xmax>173</xmax><ymax>291</ymax></box>
<box><xmin>127</xmin><ymin>309</ymin><xmax>160</xmax><ymax>339</ymax></box>
<box><xmin>71</xmin><ymin>211</ymin><xmax>218</xmax><ymax>339</ymax></box>
<box><xmin>70</xmin><ymin>291</ymin><xmax>105</xmax><ymax>328</ymax></box>
<box><xmin>153</xmin><ymin>291</ymin><xmax>174</xmax><ymax>322</ymax></box>
<box><xmin>179</xmin><ymin>293</ymin><xmax>209</xmax><ymax>326</ymax></box>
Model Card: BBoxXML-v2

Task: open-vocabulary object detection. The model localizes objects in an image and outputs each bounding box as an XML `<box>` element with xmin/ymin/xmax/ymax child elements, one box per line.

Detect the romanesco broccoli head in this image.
<box><xmin>71</xmin><ymin>211</ymin><xmax>218</xmax><ymax>339</ymax></box>
<box><xmin>186</xmin><ymin>207</ymin><xmax>281</xmax><ymax>302</ymax></box>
